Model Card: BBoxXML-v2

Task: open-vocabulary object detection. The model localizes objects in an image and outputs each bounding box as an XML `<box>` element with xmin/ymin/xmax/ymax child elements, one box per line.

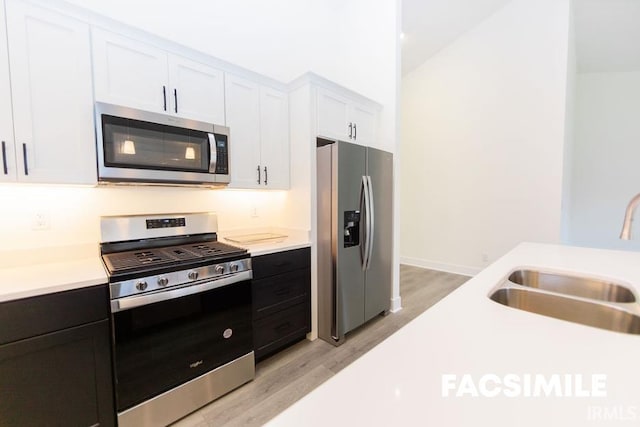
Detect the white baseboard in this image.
<box><xmin>400</xmin><ymin>256</ymin><xmax>479</xmax><ymax>277</ymax></box>
<box><xmin>389</xmin><ymin>296</ymin><xmax>402</xmax><ymax>313</ymax></box>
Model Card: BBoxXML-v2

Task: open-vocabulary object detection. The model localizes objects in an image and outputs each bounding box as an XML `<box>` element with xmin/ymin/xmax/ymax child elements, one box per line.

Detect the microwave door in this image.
<box><xmin>95</xmin><ymin>102</ymin><xmax>226</xmax><ymax>185</ymax></box>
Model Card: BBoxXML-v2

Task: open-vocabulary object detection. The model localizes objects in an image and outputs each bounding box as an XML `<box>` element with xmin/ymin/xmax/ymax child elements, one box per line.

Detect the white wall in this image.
<box><xmin>560</xmin><ymin>2</ymin><xmax>576</xmax><ymax>244</ymax></box>
<box><xmin>0</xmin><ymin>184</ymin><xmax>288</xmax><ymax>251</ymax></box>
<box><xmin>401</xmin><ymin>0</ymin><xmax>571</xmax><ymax>275</ymax></box>
<box><xmin>566</xmin><ymin>71</ymin><xmax>640</xmax><ymax>251</ymax></box>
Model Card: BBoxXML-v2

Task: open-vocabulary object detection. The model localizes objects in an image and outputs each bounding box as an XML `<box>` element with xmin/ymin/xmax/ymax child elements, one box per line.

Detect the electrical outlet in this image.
<box><xmin>481</xmin><ymin>253</ymin><xmax>489</xmax><ymax>264</ymax></box>
<box><xmin>250</xmin><ymin>206</ymin><xmax>258</xmax><ymax>218</ymax></box>
<box><xmin>32</xmin><ymin>211</ymin><xmax>50</xmax><ymax>230</ymax></box>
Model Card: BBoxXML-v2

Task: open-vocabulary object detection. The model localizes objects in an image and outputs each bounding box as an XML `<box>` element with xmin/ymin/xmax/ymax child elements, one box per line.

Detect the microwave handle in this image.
<box><xmin>208</xmin><ymin>133</ymin><xmax>217</xmax><ymax>173</ymax></box>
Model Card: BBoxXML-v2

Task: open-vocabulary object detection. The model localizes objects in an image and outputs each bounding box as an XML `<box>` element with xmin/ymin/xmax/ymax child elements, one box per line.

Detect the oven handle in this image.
<box><xmin>111</xmin><ymin>270</ymin><xmax>252</xmax><ymax>312</ymax></box>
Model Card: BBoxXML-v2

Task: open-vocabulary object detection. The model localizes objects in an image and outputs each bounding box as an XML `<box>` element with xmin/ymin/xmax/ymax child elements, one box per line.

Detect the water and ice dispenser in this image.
<box><xmin>344</xmin><ymin>210</ymin><xmax>361</xmax><ymax>248</ymax></box>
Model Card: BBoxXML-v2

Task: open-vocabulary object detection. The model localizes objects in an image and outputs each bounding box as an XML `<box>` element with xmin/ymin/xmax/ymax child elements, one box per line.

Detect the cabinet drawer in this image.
<box><xmin>0</xmin><ymin>285</ymin><xmax>109</xmax><ymax>345</ymax></box>
<box><xmin>252</xmin><ymin>247</ymin><xmax>310</xmax><ymax>279</ymax></box>
<box><xmin>253</xmin><ymin>303</ymin><xmax>310</xmax><ymax>360</ymax></box>
<box><xmin>253</xmin><ymin>268</ymin><xmax>310</xmax><ymax>320</ymax></box>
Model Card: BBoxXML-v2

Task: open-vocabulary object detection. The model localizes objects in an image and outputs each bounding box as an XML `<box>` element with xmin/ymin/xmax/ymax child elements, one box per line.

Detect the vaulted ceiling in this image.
<box><xmin>402</xmin><ymin>0</ymin><xmax>640</xmax><ymax>75</ymax></box>
<box><xmin>401</xmin><ymin>0</ymin><xmax>510</xmax><ymax>75</ymax></box>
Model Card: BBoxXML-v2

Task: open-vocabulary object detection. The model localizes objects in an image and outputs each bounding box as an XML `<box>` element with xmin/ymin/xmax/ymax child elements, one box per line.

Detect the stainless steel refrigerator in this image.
<box><xmin>317</xmin><ymin>138</ymin><xmax>393</xmax><ymax>346</ymax></box>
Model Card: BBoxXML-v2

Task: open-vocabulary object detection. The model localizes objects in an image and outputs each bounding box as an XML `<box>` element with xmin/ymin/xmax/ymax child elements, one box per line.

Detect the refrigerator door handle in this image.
<box><xmin>365</xmin><ymin>175</ymin><xmax>375</xmax><ymax>270</ymax></box>
<box><xmin>360</xmin><ymin>175</ymin><xmax>367</xmax><ymax>268</ymax></box>
<box><xmin>361</xmin><ymin>176</ymin><xmax>373</xmax><ymax>271</ymax></box>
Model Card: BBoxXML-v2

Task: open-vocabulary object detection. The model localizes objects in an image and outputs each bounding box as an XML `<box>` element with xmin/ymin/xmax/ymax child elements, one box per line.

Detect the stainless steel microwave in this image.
<box><xmin>95</xmin><ymin>102</ymin><xmax>230</xmax><ymax>186</ymax></box>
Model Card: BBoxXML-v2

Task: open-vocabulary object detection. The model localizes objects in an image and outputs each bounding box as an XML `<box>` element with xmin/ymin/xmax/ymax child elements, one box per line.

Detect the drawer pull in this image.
<box><xmin>274</xmin><ymin>322</ymin><xmax>292</xmax><ymax>333</ymax></box>
<box><xmin>274</xmin><ymin>261</ymin><xmax>291</xmax><ymax>267</ymax></box>
<box><xmin>274</xmin><ymin>288</ymin><xmax>292</xmax><ymax>296</ymax></box>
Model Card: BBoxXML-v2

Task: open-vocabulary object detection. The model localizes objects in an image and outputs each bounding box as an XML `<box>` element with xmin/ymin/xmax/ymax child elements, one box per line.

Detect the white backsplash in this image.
<box><xmin>0</xmin><ymin>184</ymin><xmax>290</xmax><ymax>251</ymax></box>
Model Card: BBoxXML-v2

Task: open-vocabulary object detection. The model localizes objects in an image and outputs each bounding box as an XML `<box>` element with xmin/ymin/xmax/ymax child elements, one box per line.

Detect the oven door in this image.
<box><xmin>112</xmin><ymin>278</ymin><xmax>252</xmax><ymax>412</ymax></box>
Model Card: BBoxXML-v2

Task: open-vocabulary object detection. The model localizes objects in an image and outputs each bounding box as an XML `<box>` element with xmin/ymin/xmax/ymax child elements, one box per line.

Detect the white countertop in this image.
<box><xmin>0</xmin><ymin>230</ymin><xmax>310</xmax><ymax>302</ymax></box>
<box><xmin>220</xmin><ymin>227</ymin><xmax>311</xmax><ymax>256</ymax></box>
<box><xmin>266</xmin><ymin>242</ymin><xmax>640</xmax><ymax>426</ymax></box>
<box><xmin>0</xmin><ymin>244</ymin><xmax>107</xmax><ymax>302</ymax></box>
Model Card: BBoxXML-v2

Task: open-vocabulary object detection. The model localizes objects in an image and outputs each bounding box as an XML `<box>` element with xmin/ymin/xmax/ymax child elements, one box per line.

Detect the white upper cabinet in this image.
<box><xmin>0</xmin><ymin>0</ymin><xmax>16</xmax><ymax>182</ymax></box>
<box><xmin>225</xmin><ymin>74</ymin><xmax>289</xmax><ymax>189</ymax></box>
<box><xmin>225</xmin><ymin>74</ymin><xmax>261</xmax><ymax>188</ymax></box>
<box><xmin>92</xmin><ymin>28</ymin><xmax>168</xmax><ymax>113</ymax></box>
<box><xmin>5</xmin><ymin>0</ymin><xmax>96</xmax><ymax>184</ymax></box>
<box><xmin>349</xmin><ymin>102</ymin><xmax>376</xmax><ymax>145</ymax></box>
<box><xmin>259</xmin><ymin>88</ymin><xmax>289</xmax><ymax>189</ymax></box>
<box><xmin>167</xmin><ymin>54</ymin><xmax>225</xmax><ymax>124</ymax></box>
<box><xmin>317</xmin><ymin>87</ymin><xmax>377</xmax><ymax>146</ymax></box>
<box><xmin>317</xmin><ymin>89</ymin><xmax>350</xmax><ymax>142</ymax></box>
<box><xmin>92</xmin><ymin>28</ymin><xmax>225</xmax><ymax>124</ymax></box>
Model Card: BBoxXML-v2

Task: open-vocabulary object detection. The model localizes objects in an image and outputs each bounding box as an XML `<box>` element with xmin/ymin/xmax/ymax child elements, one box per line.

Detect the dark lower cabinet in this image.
<box><xmin>252</xmin><ymin>247</ymin><xmax>311</xmax><ymax>361</ymax></box>
<box><xmin>0</xmin><ymin>285</ymin><xmax>115</xmax><ymax>427</ymax></box>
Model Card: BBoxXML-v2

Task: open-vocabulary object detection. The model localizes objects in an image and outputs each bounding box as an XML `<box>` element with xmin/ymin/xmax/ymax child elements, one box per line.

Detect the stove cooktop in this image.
<box><xmin>102</xmin><ymin>240</ymin><xmax>247</xmax><ymax>276</ymax></box>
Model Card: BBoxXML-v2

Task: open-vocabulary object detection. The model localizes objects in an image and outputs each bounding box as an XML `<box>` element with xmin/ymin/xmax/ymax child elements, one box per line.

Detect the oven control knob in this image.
<box><xmin>215</xmin><ymin>265</ymin><xmax>225</xmax><ymax>274</ymax></box>
<box><xmin>135</xmin><ymin>281</ymin><xmax>148</xmax><ymax>291</ymax></box>
<box><xmin>188</xmin><ymin>271</ymin><xmax>199</xmax><ymax>280</ymax></box>
<box><xmin>230</xmin><ymin>263</ymin><xmax>239</xmax><ymax>273</ymax></box>
<box><xmin>157</xmin><ymin>276</ymin><xmax>169</xmax><ymax>287</ymax></box>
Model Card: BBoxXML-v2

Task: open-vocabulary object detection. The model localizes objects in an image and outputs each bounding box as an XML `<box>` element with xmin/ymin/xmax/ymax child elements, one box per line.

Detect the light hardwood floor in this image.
<box><xmin>171</xmin><ymin>266</ymin><xmax>469</xmax><ymax>427</ymax></box>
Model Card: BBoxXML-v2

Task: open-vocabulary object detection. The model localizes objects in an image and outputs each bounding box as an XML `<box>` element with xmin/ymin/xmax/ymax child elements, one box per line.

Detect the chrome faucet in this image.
<box><xmin>620</xmin><ymin>193</ymin><xmax>640</xmax><ymax>239</ymax></box>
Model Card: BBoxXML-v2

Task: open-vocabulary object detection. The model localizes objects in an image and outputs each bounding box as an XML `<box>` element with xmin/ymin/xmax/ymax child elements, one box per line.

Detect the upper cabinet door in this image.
<box><xmin>92</xmin><ymin>28</ymin><xmax>169</xmax><ymax>113</ymax></box>
<box><xmin>6</xmin><ymin>0</ymin><xmax>96</xmax><ymax>184</ymax></box>
<box><xmin>317</xmin><ymin>87</ymin><xmax>379</xmax><ymax>146</ymax></box>
<box><xmin>317</xmin><ymin>88</ymin><xmax>350</xmax><ymax>142</ymax></box>
<box><xmin>350</xmin><ymin>102</ymin><xmax>376</xmax><ymax>146</ymax></box>
<box><xmin>0</xmin><ymin>0</ymin><xmax>16</xmax><ymax>182</ymax></box>
<box><xmin>260</xmin><ymin>88</ymin><xmax>289</xmax><ymax>189</ymax></box>
<box><xmin>225</xmin><ymin>74</ymin><xmax>261</xmax><ymax>189</ymax></box>
<box><xmin>167</xmin><ymin>54</ymin><xmax>225</xmax><ymax>124</ymax></box>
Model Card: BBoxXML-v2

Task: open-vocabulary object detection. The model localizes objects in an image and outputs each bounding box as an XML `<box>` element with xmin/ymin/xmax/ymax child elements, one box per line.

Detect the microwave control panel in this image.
<box><xmin>215</xmin><ymin>135</ymin><xmax>228</xmax><ymax>174</ymax></box>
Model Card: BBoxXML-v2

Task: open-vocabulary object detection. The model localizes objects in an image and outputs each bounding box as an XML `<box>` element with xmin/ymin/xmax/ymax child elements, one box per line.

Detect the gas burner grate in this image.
<box><xmin>106</xmin><ymin>250</ymin><xmax>172</xmax><ymax>271</ymax></box>
<box><xmin>191</xmin><ymin>244</ymin><xmax>224</xmax><ymax>255</ymax></box>
<box><xmin>187</xmin><ymin>242</ymin><xmax>245</xmax><ymax>258</ymax></box>
<box><xmin>102</xmin><ymin>240</ymin><xmax>246</xmax><ymax>274</ymax></box>
<box><xmin>134</xmin><ymin>251</ymin><xmax>163</xmax><ymax>264</ymax></box>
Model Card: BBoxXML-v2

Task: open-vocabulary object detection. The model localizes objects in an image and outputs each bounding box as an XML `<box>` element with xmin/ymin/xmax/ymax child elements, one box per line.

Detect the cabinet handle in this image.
<box><xmin>162</xmin><ymin>86</ymin><xmax>167</xmax><ymax>111</ymax></box>
<box><xmin>348</xmin><ymin>122</ymin><xmax>353</xmax><ymax>139</ymax></box>
<box><xmin>274</xmin><ymin>287</ymin><xmax>291</xmax><ymax>296</ymax></box>
<box><xmin>22</xmin><ymin>143</ymin><xmax>28</xmax><ymax>176</ymax></box>
<box><xmin>264</xmin><ymin>166</ymin><xmax>268</xmax><ymax>185</ymax></box>
<box><xmin>257</xmin><ymin>165</ymin><xmax>261</xmax><ymax>184</ymax></box>
<box><xmin>1</xmin><ymin>141</ymin><xmax>7</xmax><ymax>175</ymax></box>
<box><xmin>354</xmin><ymin>123</ymin><xmax>357</xmax><ymax>140</ymax></box>
<box><xmin>274</xmin><ymin>321</ymin><xmax>292</xmax><ymax>333</ymax></box>
<box><xmin>174</xmin><ymin>88</ymin><xmax>178</xmax><ymax>113</ymax></box>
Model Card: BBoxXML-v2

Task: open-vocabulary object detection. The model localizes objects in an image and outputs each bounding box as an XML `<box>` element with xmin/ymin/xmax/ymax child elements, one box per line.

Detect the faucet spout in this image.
<box><xmin>620</xmin><ymin>193</ymin><xmax>640</xmax><ymax>240</ymax></box>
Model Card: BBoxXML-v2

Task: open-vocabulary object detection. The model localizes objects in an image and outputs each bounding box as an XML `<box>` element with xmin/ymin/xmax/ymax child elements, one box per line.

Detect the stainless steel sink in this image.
<box><xmin>508</xmin><ymin>269</ymin><xmax>636</xmax><ymax>303</ymax></box>
<box><xmin>489</xmin><ymin>268</ymin><xmax>640</xmax><ymax>334</ymax></box>
<box><xmin>489</xmin><ymin>287</ymin><xmax>640</xmax><ymax>334</ymax></box>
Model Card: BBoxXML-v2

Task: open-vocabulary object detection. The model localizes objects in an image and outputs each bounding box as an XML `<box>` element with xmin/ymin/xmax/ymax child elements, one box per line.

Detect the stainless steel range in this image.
<box><xmin>100</xmin><ymin>212</ymin><xmax>254</xmax><ymax>427</ymax></box>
